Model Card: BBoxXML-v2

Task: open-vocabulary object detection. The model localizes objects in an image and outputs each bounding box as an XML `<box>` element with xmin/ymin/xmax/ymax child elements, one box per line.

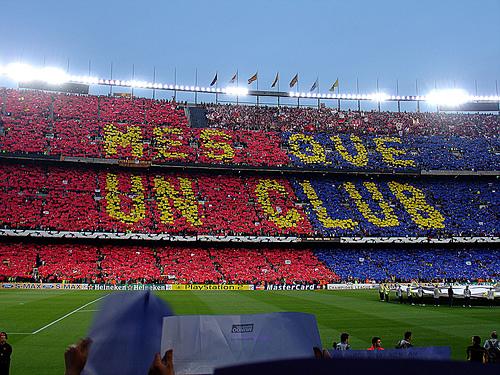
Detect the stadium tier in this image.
<box><xmin>1</xmin><ymin>89</ymin><xmax>499</xmax><ymax>172</ymax></box>
<box><xmin>0</xmin><ymin>243</ymin><xmax>338</xmax><ymax>284</ymax></box>
<box><xmin>0</xmin><ymin>164</ymin><xmax>497</xmax><ymax>237</ymax></box>
<box><xmin>0</xmin><ymin>88</ymin><xmax>498</xmax><ymax>285</ymax></box>
<box><xmin>316</xmin><ymin>248</ymin><xmax>500</xmax><ymax>282</ymax></box>
<box><xmin>0</xmin><ymin>243</ymin><xmax>498</xmax><ymax>284</ymax></box>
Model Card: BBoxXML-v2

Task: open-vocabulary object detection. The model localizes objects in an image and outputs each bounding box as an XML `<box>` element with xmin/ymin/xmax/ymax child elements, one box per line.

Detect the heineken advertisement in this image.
<box><xmin>0</xmin><ymin>282</ymin><xmax>254</xmax><ymax>291</ymax></box>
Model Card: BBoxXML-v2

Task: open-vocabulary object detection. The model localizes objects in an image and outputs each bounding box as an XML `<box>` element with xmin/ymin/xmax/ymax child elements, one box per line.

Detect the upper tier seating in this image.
<box><xmin>1</xmin><ymin>89</ymin><xmax>498</xmax><ymax>171</ymax></box>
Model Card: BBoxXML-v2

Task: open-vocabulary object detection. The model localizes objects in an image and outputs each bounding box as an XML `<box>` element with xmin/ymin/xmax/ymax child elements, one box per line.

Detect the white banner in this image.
<box><xmin>327</xmin><ymin>283</ymin><xmax>378</xmax><ymax>290</ymax></box>
<box><xmin>161</xmin><ymin>313</ymin><xmax>321</xmax><ymax>374</ymax></box>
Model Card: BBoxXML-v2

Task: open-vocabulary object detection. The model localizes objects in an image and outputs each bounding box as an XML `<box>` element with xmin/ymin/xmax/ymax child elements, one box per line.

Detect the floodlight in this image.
<box><xmin>426</xmin><ymin>89</ymin><xmax>470</xmax><ymax>106</ymax></box>
<box><xmin>224</xmin><ymin>87</ymin><xmax>248</xmax><ymax>96</ymax></box>
<box><xmin>41</xmin><ymin>67</ymin><xmax>68</xmax><ymax>85</ymax></box>
<box><xmin>4</xmin><ymin>63</ymin><xmax>38</xmax><ymax>82</ymax></box>
<box><xmin>370</xmin><ymin>92</ymin><xmax>389</xmax><ymax>102</ymax></box>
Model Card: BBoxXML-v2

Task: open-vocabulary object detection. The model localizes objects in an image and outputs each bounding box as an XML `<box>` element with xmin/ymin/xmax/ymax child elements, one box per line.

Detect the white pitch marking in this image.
<box><xmin>31</xmin><ymin>295</ymin><xmax>107</xmax><ymax>334</ymax></box>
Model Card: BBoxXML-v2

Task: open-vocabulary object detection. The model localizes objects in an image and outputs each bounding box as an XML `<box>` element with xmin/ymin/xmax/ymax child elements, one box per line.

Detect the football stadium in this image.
<box><xmin>0</xmin><ymin>1</ymin><xmax>499</xmax><ymax>374</ymax></box>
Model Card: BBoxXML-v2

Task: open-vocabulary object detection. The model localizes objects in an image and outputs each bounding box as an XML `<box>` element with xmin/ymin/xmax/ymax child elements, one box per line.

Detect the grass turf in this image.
<box><xmin>1</xmin><ymin>289</ymin><xmax>498</xmax><ymax>374</ymax></box>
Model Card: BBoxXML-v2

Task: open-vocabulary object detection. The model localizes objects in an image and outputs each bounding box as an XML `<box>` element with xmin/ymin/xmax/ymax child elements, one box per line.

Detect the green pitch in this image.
<box><xmin>1</xmin><ymin>289</ymin><xmax>498</xmax><ymax>375</ymax></box>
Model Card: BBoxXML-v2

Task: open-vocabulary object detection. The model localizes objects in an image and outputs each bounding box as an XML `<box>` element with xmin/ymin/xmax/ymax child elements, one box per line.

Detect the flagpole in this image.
<box><xmin>396</xmin><ymin>79</ymin><xmax>400</xmax><ymax>113</ymax></box>
<box><xmin>215</xmin><ymin>71</ymin><xmax>218</xmax><ymax>104</ymax></box>
<box><xmin>152</xmin><ymin>66</ymin><xmax>156</xmax><ymax>99</ymax></box>
<box><xmin>236</xmin><ymin>69</ymin><xmax>239</xmax><ymax>105</ymax></box>
<box><xmin>256</xmin><ymin>71</ymin><xmax>259</xmax><ymax>106</ymax></box>
<box><xmin>277</xmin><ymin>73</ymin><xmax>280</xmax><ymax>107</ymax></box>
<box><xmin>194</xmin><ymin>68</ymin><xmax>198</xmax><ymax>104</ymax></box>
<box><xmin>337</xmin><ymin>78</ymin><xmax>340</xmax><ymax>111</ymax></box>
<box><xmin>109</xmin><ymin>62</ymin><xmax>113</xmax><ymax>96</ymax></box>
<box><xmin>297</xmin><ymin>77</ymin><xmax>300</xmax><ymax>108</ymax></box>
<box><xmin>415</xmin><ymin>79</ymin><xmax>420</xmax><ymax>113</ymax></box>
<box><xmin>317</xmin><ymin>76</ymin><xmax>320</xmax><ymax>109</ymax></box>
<box><xmin>131</xmin><ymin>64</ymin><xmax>135</xmax><ymax>98</ymax></box>
<box><xmin>376</xmin><ymin>77</ymin><xmax>380</xmax><ymax>112</ymax></box>
<box><xmin>356</xmin><ymin>77</ymin><xmax>360</xmax><ymax>112</ymax></box>
<box><xmin>174</xmin><ymin>67</ymin><xmax>177</xmax><ymax>102</ymax></box>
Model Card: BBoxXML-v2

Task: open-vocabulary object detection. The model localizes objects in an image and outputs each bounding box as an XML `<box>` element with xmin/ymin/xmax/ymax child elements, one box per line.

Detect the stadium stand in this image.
<box><xmin>0</xmin><ymin>243</ymin><xmax>338</xmax><ymax>284</ymax></box>
<box><xmin>1</xmin><ymin>242</ymin><xmax>498</xmax><ymax>284</ymax></box>
<box><xmin>1</xmin><ymin>89</ymin><xmax>499</xmax><ymax>171</ymax></box>
<box><xmin>0</xmin><ymin>164</ymin><xmax>497</xmax><ymax>237</ymax></box>
<box><xmin>205</xmin><ymin>104</ymin><xmax>500</xmax><ymax>136</ymax></box>
<box><xmin>315</xmin><ymin>248</ymin><xmax>500</xmax><ymax>283</ymax></box>
<box><xmin>0</xmin><ymin>88</ymin><xmax>498</xmax><ymax>284</ymax></box>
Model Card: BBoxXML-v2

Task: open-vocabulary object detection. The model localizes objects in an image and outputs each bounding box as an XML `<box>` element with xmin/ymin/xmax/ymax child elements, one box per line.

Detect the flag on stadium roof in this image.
<box><xmin>248</xmin><ymin>72</ymin><xmax>258</xmax><ymax>85</ymax></box>
<box><xmin>271</xmin><ymin>72</ymin><xmax>279</xmax><ymax>88</ymax></box>
<box><xmin>329</xmin><ymin>78</ymin><xmax>339</xmax><ymax>91</ymax></box>
<box><xmin>310</xmin><ymin>78</ymin><xmax>318</xmax><ymax>92</ymax></box>
<box><xmin>229</xmin><ymin>71</ymin><xmax>238</xmax><ymax>84</ymax></box>
<box><xmin>210</xmin><ymin>73</ymin><xmax>218</xmax><ymax>86</ymax></box>
<box><xmin>289</xmin><ymin>73</ymin><xmax>298</xmax><ymax>88</ymax></box>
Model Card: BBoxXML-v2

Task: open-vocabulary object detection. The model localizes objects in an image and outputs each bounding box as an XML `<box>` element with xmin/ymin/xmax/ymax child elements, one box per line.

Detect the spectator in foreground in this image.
<box><xmin>333</xmin><ymin>333</ymin><xmax>351</xmax><ymax>350</ymax></box>
<box><xmin>395</xmin><ymin>331</ymin><xmax>413</xmax><ymax>349</ymax></box>
<box><xmin>64</xmin><ymin>338</ymin><xmax>175</xmax><ymax>375</ymax></box>
<box><xmin>367</xmin><ymin>337</ymin><xmax>384</xmax><ymax>351</ymax></box>
<box><xmin>466</xmin><ymin>336</ymin><xmax>487</xmax><ymax>363</ymax></box>
<box><xmin>484</xmin><ymin>331</ymin><xmax>499</xmax><ymax>364</ymax></box>
<box><xmin>0</xmin><ymin>332</ymin><xmax>12</xmax><ymax>375</ymax></box>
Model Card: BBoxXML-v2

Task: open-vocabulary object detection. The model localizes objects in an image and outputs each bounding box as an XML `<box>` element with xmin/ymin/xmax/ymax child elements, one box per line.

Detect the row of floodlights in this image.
<box><xmin>1</xmin><ymin>63</ymin><xmax>500</xmax><ymax>106</ymax></box>
<box><xmin>289</xmin><ymin>90</ymin><xmax>500</xmax><ymax>104</ymax></box>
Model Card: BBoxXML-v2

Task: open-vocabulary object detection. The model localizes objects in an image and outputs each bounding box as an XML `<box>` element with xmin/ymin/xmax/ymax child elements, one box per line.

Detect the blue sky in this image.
<box><xmin>1</xmin><ymin>0</ymin><xmax>499</xmax><ymax>108</ymax></box>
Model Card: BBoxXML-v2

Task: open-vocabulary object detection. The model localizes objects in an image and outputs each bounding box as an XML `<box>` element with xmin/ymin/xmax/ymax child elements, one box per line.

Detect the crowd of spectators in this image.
<box><xmin>284</xmin><ymin>132</ymin><xmax>499</xmax><ymax>171</ymax></box>
<box><xmin>1</xmin><ymin>89</ymin><xmax>499</xmax><ymax>171</ymax></box>
<box><xmin>315</xmin><ymin>248</ymin><xmax>500</xmax><ymax>283</ymax></box>
<box><xmin>0</xmin><ymin>164</ymin><xmax>497</xmax><ymax>237</ymax></box>
<box><xmin>205</xmin><ymin>104</ymin><xmax>500</xmax><ymax>137</ymax></box>
<box><xmin>0</xmin><ymin>243</ymin><xmax>338</xmax><ymax>285</ymax></box>
<box><xmin>2</xmin><ymin>243</ymin><xmax>498</xmax><ymax>284</ymax></box>
<box><xmin>291</xmin><ymin>177</ymin><xmax>498</xmax><ymax>237</ymax></box>
<box><xmin>0</xmin><ymin>164</ymin><xmax>316</xmax><ymax>236</ymax></box>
